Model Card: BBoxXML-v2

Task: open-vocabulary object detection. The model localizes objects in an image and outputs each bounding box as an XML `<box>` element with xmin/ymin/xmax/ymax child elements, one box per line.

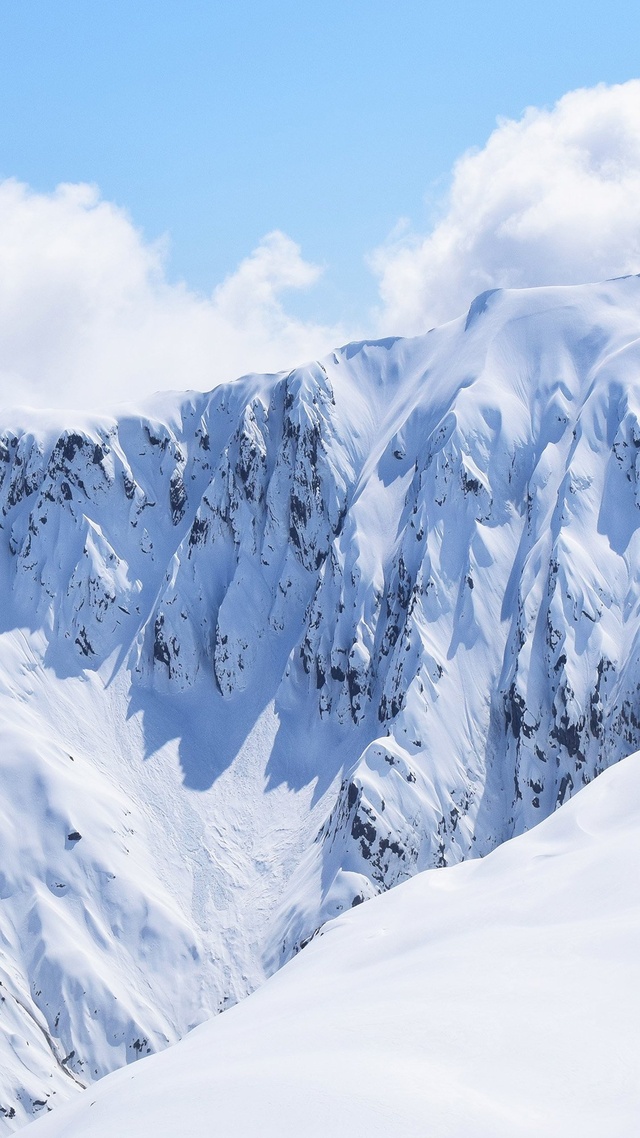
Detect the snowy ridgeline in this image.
<box><xmin>2</xmin><ymin>277</ymin><xmax>640</xmax><ymax>1128</ymax></box>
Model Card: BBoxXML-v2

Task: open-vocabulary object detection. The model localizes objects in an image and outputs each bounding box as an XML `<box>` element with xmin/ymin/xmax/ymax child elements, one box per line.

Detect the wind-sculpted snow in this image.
<box><xmin>2</xmin><ymin>278</ymin><xmax>640</xmax><ymax>1127</ymax></box>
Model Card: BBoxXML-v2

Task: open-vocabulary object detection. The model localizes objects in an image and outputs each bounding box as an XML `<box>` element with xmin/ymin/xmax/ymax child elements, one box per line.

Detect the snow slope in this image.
<box><xmin>2</xmin><ymin>277</ymin><xmax>640</xmax><ymax>1126</ymax></box>
<box><xmin>25</xmin><ymin>747</ymin><xmax>640</xmax><ymax>1138</ymax></box>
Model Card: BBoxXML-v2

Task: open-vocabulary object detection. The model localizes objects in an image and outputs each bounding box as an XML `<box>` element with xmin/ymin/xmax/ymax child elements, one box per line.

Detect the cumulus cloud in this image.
<box><xmin>3</xmin><ymin>81</ymin><xmax>640</xmax><ymax>411</ymax></box>
<box><xmin>0</xmin><ymin>180</ymin><xmax>345</xmax><ymax>411</ymax></box>
<box><xmin>372</xmin><ymin>80</ymin><xmax>640</xmax><ymax>334</ymax></box>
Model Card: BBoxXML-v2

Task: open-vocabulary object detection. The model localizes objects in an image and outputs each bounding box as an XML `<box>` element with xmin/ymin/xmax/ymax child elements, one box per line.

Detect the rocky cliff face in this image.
<box><xmin>2</xmin><ymin>278</ymin><xmax>640</xmax><ymax>1128</ymax></box>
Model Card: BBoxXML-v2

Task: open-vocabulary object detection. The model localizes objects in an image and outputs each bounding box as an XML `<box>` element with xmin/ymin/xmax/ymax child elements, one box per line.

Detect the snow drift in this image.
<box><xmin>26</xmin><ymin>747</ymin><xmax>640</xmax><ymax>1137</ymax></box>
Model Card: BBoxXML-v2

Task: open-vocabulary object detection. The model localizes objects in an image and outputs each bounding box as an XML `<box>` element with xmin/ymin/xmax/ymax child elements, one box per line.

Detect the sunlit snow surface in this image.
<box><xmin>2</xmin><ymin>278</ymin><xmax>640</xmax><ymax>1128</ymax></box>
<box><xmin>26</xmin><ymin>750</ymin><xmax>640</xmax><ymax>1137</ymax></box>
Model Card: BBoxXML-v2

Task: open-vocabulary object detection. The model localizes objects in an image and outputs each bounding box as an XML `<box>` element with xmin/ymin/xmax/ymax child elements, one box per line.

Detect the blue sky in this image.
<box><xmin>1</xmin><ymin>0</ymin><xmax>639</xmax><ymax>328</ymax></box>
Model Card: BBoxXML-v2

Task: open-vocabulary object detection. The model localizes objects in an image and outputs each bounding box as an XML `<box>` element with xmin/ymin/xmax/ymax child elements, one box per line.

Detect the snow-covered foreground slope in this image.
<box><xmin>26</xmin><ymin>750</ymin><xmax>640</xmax><ymax>1138</ymax></box>
<box><xmin>3</xmin><ymin>277</ymin><xmax>640</xmax><ymax>1127</ymax></box>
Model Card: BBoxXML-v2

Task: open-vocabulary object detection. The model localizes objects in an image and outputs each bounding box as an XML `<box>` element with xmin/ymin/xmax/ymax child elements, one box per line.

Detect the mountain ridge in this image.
<box><xmin>1</xmin><ymin>276</ymin><xmax>640</xmax><ymax>1128</ymax></box>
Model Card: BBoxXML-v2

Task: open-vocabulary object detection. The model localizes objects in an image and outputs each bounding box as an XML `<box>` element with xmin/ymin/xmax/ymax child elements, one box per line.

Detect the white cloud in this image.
<box><xmin>0</xmin><ymin>180</ymin><xmax>345</xmax><ymax>411</ymax></box>
<box><xmin>372</xmin><ymin>80</ymin><xmax>640</xmax><ymax>334</ymax></box>
<box><xmin>3</xmin><ymin>81</ymin><xmax>640</xmax><ymax>411</ymax></box>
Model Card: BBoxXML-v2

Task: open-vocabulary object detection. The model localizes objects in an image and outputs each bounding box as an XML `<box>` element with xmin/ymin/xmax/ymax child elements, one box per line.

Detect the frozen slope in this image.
<box><xmin>25</xmin><ymin>749</ymin><xmax>640</xmax><ymax>1138</ymax></box>
<box><xmin>0</xmin><ymin>626</ymin><xmax>331</xmax><ymax>1128</ymax></box>
<box><xmin>3</xmin><ymin>277</ymin><xmax>640</xmax><ymax>1125</ymax></box>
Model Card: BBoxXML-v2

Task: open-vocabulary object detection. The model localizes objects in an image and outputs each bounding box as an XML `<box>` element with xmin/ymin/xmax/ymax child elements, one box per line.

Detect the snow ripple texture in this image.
<box><xmin>1</xmin><ymin>278</ymin><xmax>640</xmax><ymax>1127</ymax></box>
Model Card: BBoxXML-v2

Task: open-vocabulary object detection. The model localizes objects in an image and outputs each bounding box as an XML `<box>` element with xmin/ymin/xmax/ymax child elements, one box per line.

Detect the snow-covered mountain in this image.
<box><xmin>2</xmin><ymin>277</ymin><xmax>640</xmax><ymax>1128</ymax></box>
<box><xmin>25</xmin><ymin>745</ymin><xmax>640</xmax><ymax>1138</ymax></box>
